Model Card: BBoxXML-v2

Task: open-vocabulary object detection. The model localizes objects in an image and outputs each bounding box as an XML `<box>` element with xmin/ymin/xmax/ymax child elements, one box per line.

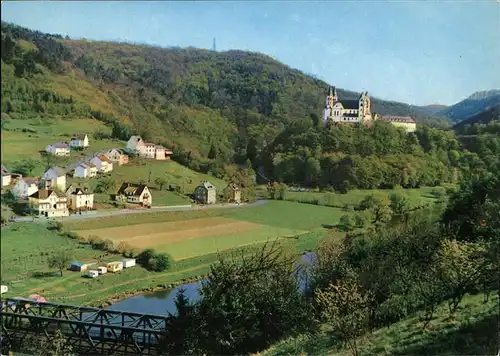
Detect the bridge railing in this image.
<box><xmin>1</xmin><ymin>298</ymin><xmax>175</xmax><ymax>356</ymax></box>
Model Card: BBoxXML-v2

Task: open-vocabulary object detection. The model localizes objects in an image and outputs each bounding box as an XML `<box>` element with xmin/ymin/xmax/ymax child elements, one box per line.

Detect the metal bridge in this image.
<box><xmin>0</xmin><ymin>298</ymin><xmax>174</xmax><ymax>355</ymax></box>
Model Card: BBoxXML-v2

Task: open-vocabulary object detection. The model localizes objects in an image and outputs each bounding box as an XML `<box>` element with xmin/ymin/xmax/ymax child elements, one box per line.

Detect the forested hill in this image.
<box><xmin>1</xmin><ymin>21</ymin><xmax>448</xmax><ymax>164</ymax></box>
<box><xmin>438</xmin><ymin>90</ymin><xmax>500</xmax><ymax>123</ymax></box>
<box><xmin>453</xmin><ymin>105</ymin><xmax>500</xmax><ymax>133</ymax></box>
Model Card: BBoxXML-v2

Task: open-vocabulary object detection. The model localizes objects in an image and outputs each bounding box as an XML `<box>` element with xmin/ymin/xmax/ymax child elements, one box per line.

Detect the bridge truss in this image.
<box><xmin>0</xmin><ymin>298</ymin><xmax>174</xmax><ymax>355</ymax></box>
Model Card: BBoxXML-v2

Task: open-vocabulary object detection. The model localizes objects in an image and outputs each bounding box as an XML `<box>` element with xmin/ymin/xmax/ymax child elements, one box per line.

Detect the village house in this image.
<box><xmin>103</xmin><ymin>148</ymin><xmax>129</xmax><ymax>166</ymax></box>
<box><xmin>73</xmin><ymin>162</ymin><xmax>98</xmax><ymax>178</ymax></box>
<box><xmin>154</xmin><ymin>145</ymin><xmax>166</xmax><ymax>160</ymax></box>
<box><xmin>90</xmin><ymin>154</ymin><xmax>113</xmax><ymax>173</ymax></box>
<box><xmin>125</xmin><ymin>135</ymin><xmax>172</xmax><ymax>160</ymax></box>
<box><xmin>115</xmin><ymin>183</ymin><xmax>152</xmax><ymax>206</ymax></box>
<box><xmin>28</xmin><ymin>189</ymin><xmax>69</xmax><ymax>217</ymax></box>
<box><xmin>126</xmin><ymin>135</ymin><xmax>147</xmax><ymax>155</ymax></box>
<box><xmin>12</xmin><ymin>177</ymin><xmax>39</xmax><ymax>199</ymax></box>
<box><xmin>193</xmin><ymin>181</ymin><xmax>217</xmax><ymax>204</ymax></box>
<box><xmin>42</xmin><ymin>167</ymin><xmax>67</xmax><ymax>191</ymax></box>
<box><xmin>66</xmin><ymin>185</ymin><xmax>94</xmax><ymax>211</ymax></box>
<box><xmin>46</xmin><ymin>142</ymin><xmax>70</xmax><ymax>156</ymax></box>
<box><xmin>69</xmin><ymin>134</ymin><xmax>89</xmax><ymax>149</ymax></box>
<box><xmin>144</xmin><ymin>142</ymin><xmax>157</xmax><ymax>159</ymax></box>
<box><xmin>227</xmin><ymin>183</ymin><xmax>242</xmax><ymax>203</ymax></box>
<box><xmin>1</xmin><ymin>164</ymin><xmax>11</xmax><ymax>187</ymax></box>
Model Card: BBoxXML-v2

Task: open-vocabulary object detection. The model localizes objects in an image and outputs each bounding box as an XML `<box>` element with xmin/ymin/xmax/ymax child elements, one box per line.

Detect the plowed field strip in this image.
<box><xmin>103</xmin><ymin>221</ymin><xmax>261</xmax><ymax>248</ymax></box>
<box><xmin>77</xmin><ymin>217</ymin><xmax>238</xmax><ymax>238</ymax></box>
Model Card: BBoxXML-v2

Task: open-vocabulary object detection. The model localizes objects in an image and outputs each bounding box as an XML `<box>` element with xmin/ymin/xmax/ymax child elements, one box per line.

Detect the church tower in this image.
<box><xmin>323</xmin><ymin>86</ymin><xmax>337</xmax><ymax>126</ymax></box>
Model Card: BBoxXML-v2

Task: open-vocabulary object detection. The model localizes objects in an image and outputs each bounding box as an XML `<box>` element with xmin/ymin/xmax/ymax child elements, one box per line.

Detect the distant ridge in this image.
<box><xmin>437</xmin><ymin>89</ymin><xmax>500</xmax><ymax>122</ymax></box>
<box><xmin>453</xmin><ymin>105</ymin><xmax>500</xmax><ymax>131</ymax></box>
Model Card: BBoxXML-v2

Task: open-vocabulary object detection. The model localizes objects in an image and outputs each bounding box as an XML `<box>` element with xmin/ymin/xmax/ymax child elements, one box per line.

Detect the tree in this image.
<box><xmin>48</xmin><ymin>250</ymin><xmax>72</xmax><ymax>277</ymax></box>
<box><xmin>357</xmin><ymin>195</ymin><xmax>393</xmax><ymax>223</ymax></box>
<box><xmin>208</xmin><ymin>144</ymin><xmax>217</xmax><ymax>160</ymax></box>
<box><xmin>13</xmin><ymin>159</ymin><xmax>38</xmax><ymax>176</ymax></box>
<box><xmin>152</xmin><ymin>253</ymin><xmax>171</xmax><ymax>272</ymax></box>
<box><xmin>193</xmin><ymin>242</ymin><xmax>314</xmax><ymax>355</ymax></box>
<box><xmin>339</xmin><ymin>214</ymin><xmax>356</xmax><ymax>232</ymax></box>
<box><xmin>137</xmin><ymin>248</ymin><xmax>156</xmax><ymax>266</ymax></box>
<box><xmin>354</xmin><ymin>213</ymin><xmax>366</xmax><ymax>228</ymax></box>
<box><xmin>162</xmin><ymin>288</ymin><xmax>195</xmax><ymax>354</ymax></box>
<box><xmin>389</xmin><ymin>192</ymin><xmax>409</xmax><ymax>215</ymax></box>
<box><xmin>154</xmin><ymin>177</ymin><xmax>167</xmax><ymax>191</ymax></box>
<box><xmin>95</xmin><ymin>177</ymin><xmax>116</xmax><ymax>193</ymax></box>
<box><xmin>316</xmin><ymin>277</ymin><xmax>371</xmax><ymax>356</ymax></box>
<box><xmin>278</xmin><ymin>183</ymin><xmax>289</xmax><ymax>200</ymax></box>
<box><xmin>437</xmin><ymin>240</ymin><xmax>485</xmax><ymax>314</ymax></box>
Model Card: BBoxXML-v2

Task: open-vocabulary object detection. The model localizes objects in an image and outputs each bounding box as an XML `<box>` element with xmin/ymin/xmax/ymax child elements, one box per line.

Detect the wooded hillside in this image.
<box><xmin>1</xmin><ymin>21</ymin><xmax>448</xmax><ymax>168</ymax></box>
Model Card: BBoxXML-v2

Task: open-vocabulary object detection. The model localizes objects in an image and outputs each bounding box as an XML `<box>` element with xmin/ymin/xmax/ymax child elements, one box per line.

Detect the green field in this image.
<box><xmin>282</xmin><ymin>186</ymin><xmax>446</xmax><ymax>209</ymax></box>
<box><xmin>261</xmin><ymin>293</ymin><xmax>498</xmax><ymax>356</ymax></box>
<box><xmin>108</xmin><ymin>160</ymin><xmax>228</xmax><ymax>193</ymax></box>
<box><xmin>1</xmin><ymin>201</ymin><xmax>345</xmax><ymax>305</ymax></box>
<box><xmin>73</xmin><ymin>201</ymin><xmax>344</xmax><ymax>260</ymax></box>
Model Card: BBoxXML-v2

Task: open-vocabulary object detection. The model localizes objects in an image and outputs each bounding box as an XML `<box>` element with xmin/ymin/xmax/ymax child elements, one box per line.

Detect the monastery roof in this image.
<box><xmin>336</xmin><ymin>100</ymin><xmax>359</xmax><ymax>110</ymax></box>
<box><xmin>380</xmin><ymin>115</ymin><xmax>416</xmax><ymax>124</ymax></box>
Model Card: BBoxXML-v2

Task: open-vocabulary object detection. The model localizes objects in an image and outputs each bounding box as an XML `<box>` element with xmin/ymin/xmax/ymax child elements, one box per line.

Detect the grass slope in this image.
<box><xmin>261</xmin><ymin>293</ymin><xmax>499</xmax><ymax>356</ymax></box>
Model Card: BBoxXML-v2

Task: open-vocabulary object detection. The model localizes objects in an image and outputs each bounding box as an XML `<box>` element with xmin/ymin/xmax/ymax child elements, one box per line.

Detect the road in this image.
<box><xmin>11</xmin><ymin>199</ymin><xmax>269</xmax><ymax>223</ymax></box>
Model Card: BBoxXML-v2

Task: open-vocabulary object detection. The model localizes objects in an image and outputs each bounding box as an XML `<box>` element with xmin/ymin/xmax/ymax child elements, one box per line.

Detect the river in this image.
<box><xmin>106</xmin><ymin>252</ymin><xmax>317</xmax><ymax>316</ymax></box>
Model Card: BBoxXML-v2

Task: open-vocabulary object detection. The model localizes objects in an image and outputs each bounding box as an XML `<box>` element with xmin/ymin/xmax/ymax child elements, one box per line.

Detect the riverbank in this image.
<box><xmin>99</xmin><ymin>275</ymin><xmax>205</xmax><ymax>308</ymax></box>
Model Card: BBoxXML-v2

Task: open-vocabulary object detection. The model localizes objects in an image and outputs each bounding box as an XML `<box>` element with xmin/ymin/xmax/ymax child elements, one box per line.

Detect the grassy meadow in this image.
<box><xmin>1</xmin><ymin>201</ymin><xmax>345</xmax><ymax>305</ymax></box>
<box><xmin>260</xmin><ymin>293</ymin><xmax>499</xmax><ymax>356</ymax></box>
<box><xmin>282</xmin><ymin>186</ymin><xmax>447</xmax><ymax>209</ymax></box>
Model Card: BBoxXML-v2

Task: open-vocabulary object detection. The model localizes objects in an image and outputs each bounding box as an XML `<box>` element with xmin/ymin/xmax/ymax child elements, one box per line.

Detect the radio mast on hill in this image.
<box><xmin>212</xmin><ymin>38</ymin><xmax>217</xmax><ymax>52</ymax></box>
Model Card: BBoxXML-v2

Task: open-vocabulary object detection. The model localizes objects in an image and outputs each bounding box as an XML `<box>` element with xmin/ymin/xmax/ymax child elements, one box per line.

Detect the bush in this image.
<box><xmin>137</xmin><ymin>248</ymin><xmax>156</xmax><ymax>266</ymax></box>
<box><xmin>151</xmin><ymin>253</ymin><xmax>171</xmax><ymax>272</ymax></box>
<box><xmin>47</xmin><ymin>220</ymin><xmax>63</xmax><ymax>232</ymax></box>
<box><xmin>61</xmin><ymin>231</ymin><xmax>79</xmax><ymax>240</ymax></box>
<box><xmin>136</xmin><ymin>248</ymin><xmax>171</xmax><ymax>271</ymax></box>
<box><xmin>103</xmin><ymin>239</ymin><xmax>116</xmax><ymax>252</ymax></box>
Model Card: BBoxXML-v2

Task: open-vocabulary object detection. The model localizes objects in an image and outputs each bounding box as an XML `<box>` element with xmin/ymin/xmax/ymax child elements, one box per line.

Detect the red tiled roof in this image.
<box><xmin>97</xmin><ymin>154</ymin><xmax>111</xmax><ymax>163</ymax></box>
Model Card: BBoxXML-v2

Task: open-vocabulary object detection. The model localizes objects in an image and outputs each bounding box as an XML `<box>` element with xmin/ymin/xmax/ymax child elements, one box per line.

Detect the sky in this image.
<box><xmin>1</xmin><ymin>1</ymin><xmax>499</xmax><ymax>106</ymax></box>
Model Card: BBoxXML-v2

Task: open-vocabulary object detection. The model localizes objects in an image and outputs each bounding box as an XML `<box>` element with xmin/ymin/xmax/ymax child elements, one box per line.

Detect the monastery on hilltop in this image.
<box><xmin>322</xmin><ymin>86</ymin><xmax>417</xmax><ymax>133</ymax></box>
